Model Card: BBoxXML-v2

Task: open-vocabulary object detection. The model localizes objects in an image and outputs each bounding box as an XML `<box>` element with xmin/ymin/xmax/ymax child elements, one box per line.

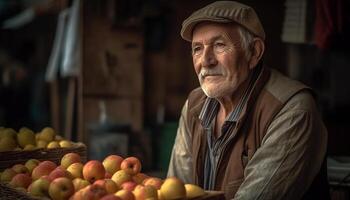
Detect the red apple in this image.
<box><xmin>143</xmin><ymin>177</ymin><xmax>163</xmax><ymax>190</ymax></box>
<box><xmin>32</xmin><ymin>161</ymin><xmax>57</xmax><ymax>180</ymax></box>
<box><xmin>103</xmin><ymin>155</ymin><xmax>124</xmax><ymax>175</ymax></box>
<box><xmin>48</xmin><ymin>177</ymin><xmax>75</xmax><ymax>200</ymax></box>
<box><xmin>61</xmin><ymin>153</ymin><xmax>81</xmax><ymax>169</ymax></box>
<box><xmin>115</xmin><ymin>189</ymin><xmax>136</xmax><ymax>200</ymax></box>
<box><xmin>94</xmin><ymin>179</ymin><xmax>119</xmax><ymax>194</ymax></box>
<box><xmin>120</xmin><ymin>157</ymin><xmax>141</xmax><ymax>175</ymax></box>
<box><xmin>83</xmin><ymin>160</ymin><xmax>106</xmax><ymax>183</ymax></box>
<box><xmin>132</xmin><ymin>173</ymin><xmax>149</xmax><ymax>184</ymax></box>
<box><xmin>105</xmin><ymin>172</ymin><xmax>112</xmax><ymax>179</ymax></box>
<box><xmin>48</xmin><ymin>167</ymin><xmax>73</xmax><ymax>181</ymax></box>
<box><xmin>132</xmin><ymin>185</ymin><xmax>158</xmax><ymax>200</ymax></box>
<box><xmin>9</xmin><ymin>173</ymin><xmax>32</xmax><ymax>188</ymax></box>
<box><xmin>80</xmin><ymin>184</ymin><xmax>107</xmax><ymax>200</ymax></box>
<box><xmin>121</xmin><ymin>181</ymin><xmax>137</xmax><ymax>191</ymax></box>
<box><xmin>100</xmin><ymin>194</ymin><xmax>122</xmax><ymax>200</ymax></box>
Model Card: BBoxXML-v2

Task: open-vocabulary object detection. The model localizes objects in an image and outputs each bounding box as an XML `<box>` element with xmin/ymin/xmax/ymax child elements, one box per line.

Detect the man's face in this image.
<box><xmin>191</xmin><ymin>22</ymin><xmax>251</xmax><ymax>98</ymax></box>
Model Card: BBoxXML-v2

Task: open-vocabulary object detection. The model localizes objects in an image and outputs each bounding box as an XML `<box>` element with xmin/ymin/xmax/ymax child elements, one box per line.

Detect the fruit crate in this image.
<box><xmin>0</xmin><ymin>182</ymin><xmax>42</xmax><ymax>200</ymax></box>
<box><xmin>0</xmin><ymin>142</ymin><xmax>87</xmax><ymax>171</ymax></box>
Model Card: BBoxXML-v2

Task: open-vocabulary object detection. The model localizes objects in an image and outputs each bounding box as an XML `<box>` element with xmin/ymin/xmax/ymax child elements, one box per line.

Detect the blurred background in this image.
<box><xmin>0</xmin><ymin>0</ymin><xmax>350</xmax><ymax>194</ymax></box>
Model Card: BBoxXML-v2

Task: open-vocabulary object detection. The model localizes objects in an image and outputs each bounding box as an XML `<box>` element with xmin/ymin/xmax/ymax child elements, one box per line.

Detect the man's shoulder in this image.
<box><xmin>264</xmin><ymin>69</ymin><xmax>313</xmax><ymax>103</ymax></box>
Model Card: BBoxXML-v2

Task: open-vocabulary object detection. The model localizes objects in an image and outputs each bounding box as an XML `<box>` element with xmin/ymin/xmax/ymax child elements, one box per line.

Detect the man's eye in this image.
<box><xmin>214</xmin><ymin>42</ymin><xmax>226</xmax><ymax>52</ymax></box>
<box><xmin>192</xmin><ymin>46</ymin><xmax>202</xmax><ymax>55</ymax></box>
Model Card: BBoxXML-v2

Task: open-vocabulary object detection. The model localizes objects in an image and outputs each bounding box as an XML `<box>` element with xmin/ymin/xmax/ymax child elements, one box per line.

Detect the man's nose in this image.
<box><xmin>201</xmin><ymin>46</ymin><xmax>218</xmax><ymax>67</ymax></box>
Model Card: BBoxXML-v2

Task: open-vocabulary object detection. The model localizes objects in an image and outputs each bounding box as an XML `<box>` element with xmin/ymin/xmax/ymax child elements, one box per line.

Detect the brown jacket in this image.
<box><xmin>186</xmin><ymin>67</ymin><xmax>329</xmax><ymax>199</ymax></box>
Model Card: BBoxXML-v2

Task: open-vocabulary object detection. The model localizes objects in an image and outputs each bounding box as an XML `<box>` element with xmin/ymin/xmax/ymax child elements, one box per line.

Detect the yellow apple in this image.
<box><xmin>0</xmin><ymin>135</ymin><xmax>17</xmax><ymax>152</ymax></box>
<box><xmin>17</xmin><ymin>128</ymin><xmax>35</xmax><ymax>148</ymax></box>
<box><xmin>111</xmin><ymin>170</ymin><xmax>132</xmax><ymax>187</ymax></box>
<box><xmin>59</xmin><ymin>140</ymin><xmax>73</xmax><ymax>148</ymax></box>
<box><xmin>67</xmin><ymin>162</ymin><xmax>84</xmax><ymax>179</ymax></box>
<box><xmin>0</xmin><ymin>168</ymin><xmax>17</xmax><ymax>182</ymax></box>
<box><xmin>25</xmin><ymin>159</ymin><xmax>40</xmax><ymax>174</ymax></box>
<box><xmin>28</xmin><ymin>176</ymin><xmax>51</xmax><ymax>197</ymax></box>
<box><xmin>23</xmin><ymin>144</ymin><xmax>37</xmax><ymax>150</ymax></box>
<box><xmin>40</xmin><ymin>127</ymin><xmax>55</xmax><ymax>142</ymax></box>
<box><xmin>185</xmin><ymin>184</ymin><xmax>206</xmax><ymax>199</ymax></box>
<box><xmin>12</xmin><ymin>163</ymin><xmax>29</xmax><ymax>174</ymax></box>
<box><xmin>0</xmin><ymin>128</ymin><xmax>16</xmax><ymax>139</ymax></box>
<box><xmin>48</xmin><ymin>177</ymin><xmax>75</xmax><ymax>200</ymax></box>
<box><xmin>36</xmin><ymin>140</ymin><xmax>48</xmax><ymax>148</ymax></box>
<box><xmin>61</xmin><ymin>152</ymin><xmax>81</xmax><ymax>169</ymax></box>
<box><xmin>72</xmin><ymin>177</ymin><xmax>90</xmax><ymax>191</ymax></box>
<box><xmin>103</xmin><ymin>155</ymin><xmax>124</xmax><ymax>175</ymax></box>
<box><xmin>47</xmin><ymin>141</ymin><xmax>60</xmax><ymax>149</ymax></box>
<box><xmin>160</xmin><ymin>177</ymin><xmax>186</xmax><ymax>200</ymax></box>
<box><xmin>115</xmin><ymin>189</ymin><xmax>136</xmax><ymax>200</ymax></box>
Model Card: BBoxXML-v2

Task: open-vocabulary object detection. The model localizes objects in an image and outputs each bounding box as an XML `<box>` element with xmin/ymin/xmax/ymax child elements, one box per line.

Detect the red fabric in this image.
<box><xmin>314</xmin><ymin>0</ymin><xmax>344</xmax><ymax>50</ymax></box>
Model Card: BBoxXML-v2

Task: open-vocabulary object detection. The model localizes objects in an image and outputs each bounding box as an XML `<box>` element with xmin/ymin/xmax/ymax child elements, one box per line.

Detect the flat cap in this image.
<box><xmin>181</xmin><ymin>1</ymin><xmax>265</xmax><ymax>41</ymax></box>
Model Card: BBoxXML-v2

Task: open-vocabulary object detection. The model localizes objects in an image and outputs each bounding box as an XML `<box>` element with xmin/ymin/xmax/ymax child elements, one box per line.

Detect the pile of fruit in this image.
<box><xmin>0</xmin><ymin>153</ymin><xmax>206</xmax><ymax>200</ymax></box>
<box><xmin>0</xmin><ymin>127</ymin><xmax>75</xmax><ymax>152</ymax></box>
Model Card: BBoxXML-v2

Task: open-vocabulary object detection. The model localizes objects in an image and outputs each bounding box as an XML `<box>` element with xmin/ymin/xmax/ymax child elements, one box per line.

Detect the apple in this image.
<box><xmin>25</xmin><ymin>159</ymin><xmax>40</xmax><ymax>174</ymax></box>
<box><xmin>103</xmin><ymin>155</ymin><xmax>124</xmax><ymax>175</ymax></box>
<box><xmin>40</xmin><ymin>127</ymin><xmax>56</xmax><ymax>142</ymax></box>
<box><xmin>61</xmin><ymin>152</ymin><xmax>81</xmax><ymax>169</ymax></box>
<box><xmin>17</xmin><ymin>128</ymin><xmax>35</xmax><ymax>148</ymax></box>
<box><xmin>143</xmin><ymin>177</ymin><xmax>163</xmax><ymax>190</ymax></box>
<box><xmin>12</xmin><ymin>164</ymin><xmax>29</xmax><ymax>174</ymax></box>
<box><xmin>48</xmin><ymin>167</ymin><xmax>73</xmax><ymax>181</ymax></box>
<box><xmin>94</xmin><ymin>179</ymin><xmax>119</xmax><ymax>194</ymax></box>
<box><xmin>105</xmin><ymin>172</ymin><xmax>112</xmax><ymax>179</ymax></box>
<box><xmin>133</xmin><ymin>185</ymin><xmax>158</xmax><ymax>200</ymax></box>
<box><xmin>157</xmin><ymin>190</ymin><xmax>164</xmax><ymax>200</ymax></box>
<box><xmin>0</xmin><ymin>168</ymin><xmax>17</xmax><ymax>182</ymax></box>
<box><xmin>121</xmin><ymin>181</ymin><xmax>137</xmax><ymax>191</ymax></box>
<box><xmin>0</xmin><ymin>135</ymin><xmax>17</xmax><ymax>152</ymax></box>
<box><xmin>36</xmin><ymin>140</ymin><xmax>48</xmax><ymax>148</ymax></box>
<box><xmin>59</xmin><ymin>140</ymin><xmax>73</xmax><ymax>148</ymax></box>
<box><xmin>120</xmin><ymin>157</ymin><xmax>141</xmax><ymax>175</ymax></box>
<box><xmin>32</xmin><ymin>161</ymin><xmax>57</xmax><ymax>180</ymax></box>
<box><xmin>111</xmin><ymin>170</ymin><xmax>132</xmax><ymax>187</ymax></box>
<box><xmin>132</xmin><ymin>173</ymin><xmax>149</xmax><ymax>184</ymax></box>
<box><xmin>49</xmin><ymin>177</ymin><xmax>75</xmax><ymax>200</ymax></box>
<box><xmin>185</xmin><ymin>184</ymin><xmax>206</xmax><ymax>199</ymax></box>
<box><xmin>67</xmin><ymin>162</ymin><xmax>84</xmax><ymax>179</ymax></box>
<box><xmin>160</xmin><ymin>177</ymin><xmax>186</xmax><ymax>200</ymax></box>
<box><xmin>83</xmin><ymin>160</ymin><xmax>106</xmax><ymax>183</ymax></box>
<box><xmin>115</xmin><ymin>189</ymin><xmax>136</xmax><ymax>200</ymax></box>
<box><xmin>100</xmin><ymin>194</ymin><xmax>123</xmax><ymax>200</ymax></box>
<box><xmin>47</xmin><ymin>141</ymin><xmax>60</xmax><ymax>149</ymax></box>
<box><xmin>72</xmin><ymin>178</ymin><xmax>90</xmax><ymax>191</ymax></box>
<box><xmin>9</xmin><ymin>173</ymin><xmax>32</xmax><ymax>188</ymax></box>
<box><xmin>23</xmin><ymin>144</ymin><xmax>37</xmax><ymax>150</ymax></box>
<box><xmin>28</xmin><ymin>177</ymin><xmax>51</xmax><ymax>197</ymax></box>
<box><xmin>80</xmin><ymin>184</ymin><xmax>107</xmax><ymax>200</ymax></box>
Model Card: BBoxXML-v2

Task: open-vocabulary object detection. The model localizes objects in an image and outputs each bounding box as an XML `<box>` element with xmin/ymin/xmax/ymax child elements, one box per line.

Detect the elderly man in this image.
<box><xmin>168</xmin><ymin>1</ymin><xmax>330</xmax><ymax>199</ymax></box>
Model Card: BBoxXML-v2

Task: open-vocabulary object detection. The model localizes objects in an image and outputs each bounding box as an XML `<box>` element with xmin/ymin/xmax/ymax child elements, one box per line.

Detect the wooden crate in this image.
<box><xmin>0</xmin><ymin>142</ymin><xmax>87</xmax><ymax>171</ymax></box>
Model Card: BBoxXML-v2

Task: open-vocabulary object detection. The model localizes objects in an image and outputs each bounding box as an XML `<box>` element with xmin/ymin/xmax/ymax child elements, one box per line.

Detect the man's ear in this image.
<box><xmin>248</xmin><ymin>38</ymin><xmax>265</xmax><ymax>69</ymax></box>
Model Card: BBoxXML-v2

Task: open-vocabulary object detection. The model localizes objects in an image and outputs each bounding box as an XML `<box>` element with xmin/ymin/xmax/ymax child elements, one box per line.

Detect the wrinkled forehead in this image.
<box><xmin>192</xmin><ymin>22</ymin><xmax>241</xmax><ymax>44</ymax></box>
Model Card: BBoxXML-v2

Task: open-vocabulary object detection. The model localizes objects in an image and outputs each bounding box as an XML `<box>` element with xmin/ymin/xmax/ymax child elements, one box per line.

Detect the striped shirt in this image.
<box><xmin>199</xmin><ymin>66</ymin><xmax>262</xmax><ymax>190</ymax></box>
